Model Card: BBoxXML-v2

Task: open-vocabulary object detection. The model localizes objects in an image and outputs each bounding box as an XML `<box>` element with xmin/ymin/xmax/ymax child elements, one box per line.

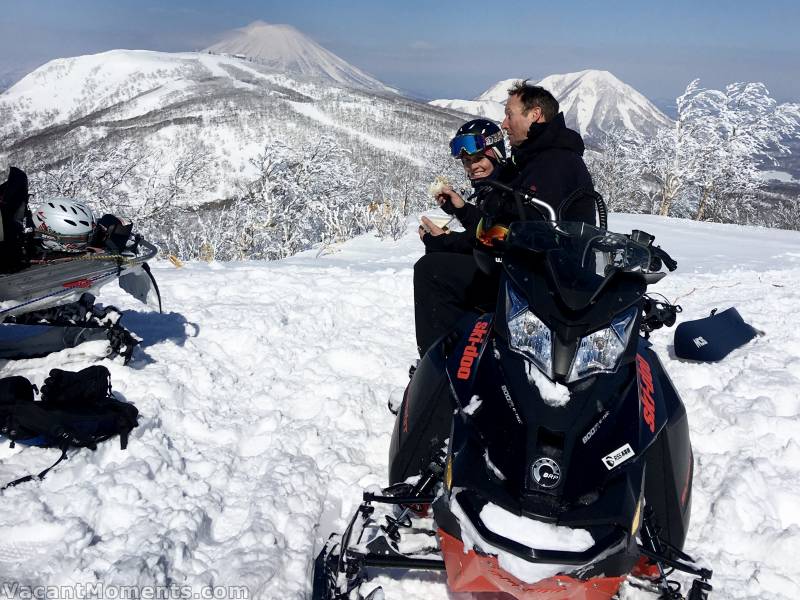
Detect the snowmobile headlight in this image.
<box><xmin>567</xmin><ymin>307</ymin><xmax>638</xmax><ymax>383</ymax></box>
<box><xmin>506</xmin><ymin>283</ymin><xmax>553</xmax><ymax>378</ymax></box>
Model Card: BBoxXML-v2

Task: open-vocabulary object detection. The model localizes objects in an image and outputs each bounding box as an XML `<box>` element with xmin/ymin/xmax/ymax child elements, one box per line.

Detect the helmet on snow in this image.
<box><xmin>33</xmin><ymin>198</ymin><xmax>96</xmax><ymax>252</ymax></box>
<box><xmin>450</xmin><ymin>119</ymin><xmax>507</xmax><ymax>162</ymax></box>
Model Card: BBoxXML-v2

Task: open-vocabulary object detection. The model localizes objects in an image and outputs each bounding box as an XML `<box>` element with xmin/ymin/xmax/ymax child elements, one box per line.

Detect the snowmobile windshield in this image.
<box><xmin>505</xmin><ymin>221</ymin><xmax>652</xmax><ymax>311</ymax></box>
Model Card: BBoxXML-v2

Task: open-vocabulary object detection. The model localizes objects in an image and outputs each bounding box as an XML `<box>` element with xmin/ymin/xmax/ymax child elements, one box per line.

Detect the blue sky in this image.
<box><xmin>1</xmin><ymin>0</ymin><xmax>798</xmax><ymax>107</ymax></box>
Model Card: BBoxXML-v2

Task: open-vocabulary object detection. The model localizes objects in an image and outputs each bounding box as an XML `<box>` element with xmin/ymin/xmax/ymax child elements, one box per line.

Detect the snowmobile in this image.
<box><xmin>313</xmin><ymin>191</ymin><xmax>713</xmax><ymax>599</ymax></box>
<box><xmin>0</xmin><ymin>168</ymin><xmax>161</xmax><ymax>364</ymax></box>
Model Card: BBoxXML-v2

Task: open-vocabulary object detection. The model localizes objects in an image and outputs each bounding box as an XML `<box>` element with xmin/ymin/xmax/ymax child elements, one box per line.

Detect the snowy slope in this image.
<box><xmin>1</xmin><ymin>214</ymin><xmax>800</xmax><ymax>599</ymax></box>
<box><xmin>430</xmin><ymin>70</ymin><xmax>673</xmax><ymax>141</ymax></box>
<box><xmin>204</xmin><ymin>21</ymin><xmax>392</xmax><ymax>93</ymax></box>
<box><xmin>0</xmin><ymin>49</ymin><xmax>462</xmax><ymax>205</ymax></box>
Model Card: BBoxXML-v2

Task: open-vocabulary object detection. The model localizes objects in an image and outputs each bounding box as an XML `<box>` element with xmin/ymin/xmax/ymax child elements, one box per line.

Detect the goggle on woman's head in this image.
<box><xmin>449</xmin><ymin>131</ymin><xmax>504</xmax><ymax>160</ymax></box>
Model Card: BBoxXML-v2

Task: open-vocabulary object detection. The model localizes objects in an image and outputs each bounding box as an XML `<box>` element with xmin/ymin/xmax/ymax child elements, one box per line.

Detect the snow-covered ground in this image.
<box><xmin>1</xmin><ymin>214</ymin><xmax>799</xmax><ymax>600</ymax></box>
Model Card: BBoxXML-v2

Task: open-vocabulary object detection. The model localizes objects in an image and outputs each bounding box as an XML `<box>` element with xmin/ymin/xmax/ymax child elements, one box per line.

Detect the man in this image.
<box><xmin>498</xmin><ymin>80</ymin><xmax>596</xmax><ymax>224</ymax></box>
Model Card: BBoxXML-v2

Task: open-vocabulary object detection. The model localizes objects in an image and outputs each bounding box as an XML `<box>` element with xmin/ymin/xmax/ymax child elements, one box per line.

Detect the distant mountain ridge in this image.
<box><xmin>0</xmin><ymin>48</ymin><xmax>462</xmax><ymax>207</ymax></box>
<box><xmin>431</xmin><ymin>70</ymin><xmax>673</xmax><ymax>143</ymax></box>
<box><xmin>204</xmin><ymin>21</ymin><xmax>392</xmax><ymax>93</ymax></box>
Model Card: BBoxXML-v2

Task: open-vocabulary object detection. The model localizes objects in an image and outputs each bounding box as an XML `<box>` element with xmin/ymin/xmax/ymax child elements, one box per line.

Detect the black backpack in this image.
<box><xmin>0</xmin><ymin>366</ymin><xmax>139</xmax><ymax>489</ymax></box>
<box><xmin>0</xmin><ymin>166</ymin><xmax>33</xmax><ymax>273</ymax></box>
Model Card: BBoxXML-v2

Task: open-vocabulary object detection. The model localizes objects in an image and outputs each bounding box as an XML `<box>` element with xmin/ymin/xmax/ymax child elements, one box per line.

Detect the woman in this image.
<box><xmin>414</xmin><ymin>119</ymin><xmax>510</xmax><ymax>356</ymax></box>
<box><xmin>418</xmin><ymin>119</ymin><xmax>507</xmax><ymax>254</ymax></box>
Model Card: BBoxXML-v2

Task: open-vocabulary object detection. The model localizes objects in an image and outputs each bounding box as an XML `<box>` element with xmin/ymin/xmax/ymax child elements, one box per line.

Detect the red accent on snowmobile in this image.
<box><xmin>63</xmin><ymin>279</ymin><xmax>94</xmax><ymax>289</ymax></box>
<box><xmin>636</xmin><ymin>354</ymin><xmax>656</xmax><ymax>433</ymax></box>
<box><xmin>630</xmin><ymin>556</ymin><xmax>661</xmax><ymax>581</ymax></box>
<box><xmin>438</xmin><ymin>529</ymin><xmax>626</xmax><ymax>599</ymax></box>
<box><xmin>457</xmin><ymin>320</ymin><xmax>490</xmax><ymax>380</ymax></box>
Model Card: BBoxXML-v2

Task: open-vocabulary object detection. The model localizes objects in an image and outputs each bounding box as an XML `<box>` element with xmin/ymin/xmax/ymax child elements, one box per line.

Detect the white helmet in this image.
<box><xmin>33</xmin><ymin>197</ymin><xmax>96</xmax><ymax>252</ymax></box>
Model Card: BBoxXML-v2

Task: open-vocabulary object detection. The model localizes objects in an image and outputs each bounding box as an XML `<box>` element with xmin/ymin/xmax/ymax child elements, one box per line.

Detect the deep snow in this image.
<box><xmin>1</xmin><ymin>213</ymin><xmax>799</xmax><ymax>600</ymax></box>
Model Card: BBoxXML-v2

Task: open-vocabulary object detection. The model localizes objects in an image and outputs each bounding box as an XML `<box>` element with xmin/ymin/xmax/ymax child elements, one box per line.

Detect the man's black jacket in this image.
<box><xmin>495</xmin><ymin>112</ymin><xmax>596</xmax><ymax>225</ymax></box>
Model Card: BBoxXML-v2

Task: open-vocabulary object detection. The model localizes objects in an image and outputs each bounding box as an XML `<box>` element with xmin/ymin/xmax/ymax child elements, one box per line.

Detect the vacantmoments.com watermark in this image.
<box><xmin>0</xmin><ymin>583</ymin><xmax>249</xmax><ymax>600</ymax></box>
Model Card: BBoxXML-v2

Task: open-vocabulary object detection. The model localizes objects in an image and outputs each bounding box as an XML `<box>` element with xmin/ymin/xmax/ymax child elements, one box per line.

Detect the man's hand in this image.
<box><xmin>436</xmin><ymin>186</ymin><xmax>465</xmax><ymax>213</ymax></box>
<box><xmin>418</xmin><ymin>216</ymin><xmax>447</xmax><ymax>240</ymax></box>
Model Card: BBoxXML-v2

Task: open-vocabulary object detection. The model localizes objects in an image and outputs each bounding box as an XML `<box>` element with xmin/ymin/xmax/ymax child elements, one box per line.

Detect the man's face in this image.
<box><xmin>502</xmin><ymin>94</ymin><xmax>541</xmax><ymax>147</ymax></box>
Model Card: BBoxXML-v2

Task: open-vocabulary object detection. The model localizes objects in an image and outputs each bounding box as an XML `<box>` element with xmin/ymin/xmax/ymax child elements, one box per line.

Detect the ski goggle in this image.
<box><xmin>476</xmin><ymin>217</ymin><xmax>509</xmax><ymax>247</ymax></box>
<box><xmin>449</xmin><ymin>131</ymin><xmax>504</xmax><ymax>158</ymax></box>
<box><xmin>450</xmin><ymin>134</ymin><xmax>487</xmax><ymax>157</ymax></box>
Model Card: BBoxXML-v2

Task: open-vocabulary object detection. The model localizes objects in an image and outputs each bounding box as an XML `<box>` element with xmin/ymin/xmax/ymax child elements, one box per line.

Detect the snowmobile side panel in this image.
<box><xmin>643</xmin><ymin>351</ymin><xmax>694</xmax><ymax>550</ymax></box>
<box><xmin>389</xmin><ymin>344</ymin><xmax>453</xmax><ymax>484</ymax></box>
<box><xmin>446</xmin><ymin>313</ymin><xmax>494</xmax><ymax>404</ymax></box>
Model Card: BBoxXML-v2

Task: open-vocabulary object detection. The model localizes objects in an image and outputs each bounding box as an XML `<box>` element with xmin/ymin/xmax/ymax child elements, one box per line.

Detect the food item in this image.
<box><xmin>427</xmin><ymin>176</ymin><xmax>450</xmax><ymax>199</ymax></box>
<box><xmin>422</xmin><ymin>215</ymin><xmax>454</xmax><ymax>229</ymax></box>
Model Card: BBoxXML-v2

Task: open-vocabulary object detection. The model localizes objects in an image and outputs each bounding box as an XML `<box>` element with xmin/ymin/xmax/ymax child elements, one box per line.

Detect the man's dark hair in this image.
<box><xmin>507</xmin><ymin>80</ymin><xmax>559</xmax><ymax>121</ymax></box>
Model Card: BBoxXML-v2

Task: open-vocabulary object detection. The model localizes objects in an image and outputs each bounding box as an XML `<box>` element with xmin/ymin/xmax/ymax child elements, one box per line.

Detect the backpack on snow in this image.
<box><xmin>0</xmin><ymin>366</ymin><xmax>139</xmax><ymax>489</ymax></box>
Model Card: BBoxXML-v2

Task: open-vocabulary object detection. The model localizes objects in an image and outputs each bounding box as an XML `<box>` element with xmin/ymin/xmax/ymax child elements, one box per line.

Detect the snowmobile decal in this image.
<box><xmin>530</xmin><ymin>456</ymin><xmax>561</xmax><ymax>488</ymax></box>
<box><xmin>457</xmin><ymin>320</ymin><xmax>490</xmax><ymax>380</ymax></box>
<box><xmin>636</xmin><ymin>354</ymin><xmax>656</xmax><ymax>433</ymax></box>
<box><xmin>582</xmin><ymin>410</ymin><xmax>610</xmax><ymax>444</ymax></box>
<box><xmin>63</xmin><ymin>278</ymin><xmax>93</xmax><ymax>289</ymax></box>
<box><xmin>602</xmin><ymin>443</ymin><xmax>635</xmax><ymax>470</ymax></box>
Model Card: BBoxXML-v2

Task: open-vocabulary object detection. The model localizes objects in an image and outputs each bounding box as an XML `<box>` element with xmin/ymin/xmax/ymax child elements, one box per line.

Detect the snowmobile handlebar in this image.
<box><xmin>475</xmin><ymin>180</ymin><xmax>609</xmax><ymax>229</ymax></box>
<box><xmin>628</xmin><ymin>230</ymin><xmax>677</xmax><ymax>273</ymax></box>
<box><xmin>475</xmin><ymin>179</ymin><xmax>558</xmax><ymax>223</ymax></box>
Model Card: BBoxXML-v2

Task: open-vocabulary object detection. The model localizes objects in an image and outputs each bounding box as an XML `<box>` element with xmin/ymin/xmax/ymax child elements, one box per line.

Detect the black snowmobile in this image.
<box><xmin>313</xmin><ymin>192</ymin><xmax>712</xmax><ymax>599</ymax></box>
<box><xmin>0</xmin><ymin>167</ymin><xmax>161</xmax><ymax>364</ymax></box>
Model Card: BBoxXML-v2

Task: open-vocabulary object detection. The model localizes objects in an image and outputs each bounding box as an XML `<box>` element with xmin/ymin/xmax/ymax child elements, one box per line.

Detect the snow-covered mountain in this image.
<box><xmin>204</xmin><ymin>21</ymin><xmax>392</xmax><ymax>93</ymax></box>
<box><xmin>474</xmin><ymin>78</ymin><xmax>520</xmax><ymax>103</ymax></box>
<box><xmin>428</xmin><ymin>98</ymin><xmax>505</xmax><ymax>122</ymax></box>
<box><xmin>540</xmin><ymin>70</ymin><xmax>672</xmax><ymax>139</ymax></box>
<box><xmin>2</xmin><ymin>214</ymin><xmax>799</xmax><ymax>598</ymax></box>
<box><xmin>0</xmin><ymin>49</ymin><xmax>463</xmax><ymax>206</ymax></box>
<box><xmin>430</xmin><ymin>70</ymin><xmax>673</xmax><ymax>143</ymax></box>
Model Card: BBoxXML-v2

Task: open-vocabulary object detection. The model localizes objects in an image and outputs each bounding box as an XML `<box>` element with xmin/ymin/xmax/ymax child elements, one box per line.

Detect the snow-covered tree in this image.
<box><xmin>681</xmin><ymin>81</ymin><xmax>800</xmax><ymax>222</ymax></box>
<box><xmin>603</xmin><ymin>79</ymin><xmax>800</xmax><ymax>226</ymax></box>
<box><xmin>587</xmin><ymin>130</ymin><xmax>647</xmax><ymax>213</ymax></box>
